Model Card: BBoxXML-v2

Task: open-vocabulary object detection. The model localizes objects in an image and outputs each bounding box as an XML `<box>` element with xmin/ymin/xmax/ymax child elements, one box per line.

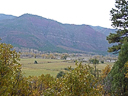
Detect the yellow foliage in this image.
<box><xmin>125</xmin><ymin>61</ymin><xmax>128</xmax><ymax>78</ymax></box>
<box><xmin>101</xmin><ymin>65</ymin><xmax>111</xmax><ymax>79</ymax></box>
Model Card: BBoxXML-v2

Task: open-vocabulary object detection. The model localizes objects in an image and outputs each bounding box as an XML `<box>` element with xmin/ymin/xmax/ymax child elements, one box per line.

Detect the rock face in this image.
<box><xmin>0</xmin><ymin>14</ymin><xmax>115</xmax><ymax>54</ymax></box>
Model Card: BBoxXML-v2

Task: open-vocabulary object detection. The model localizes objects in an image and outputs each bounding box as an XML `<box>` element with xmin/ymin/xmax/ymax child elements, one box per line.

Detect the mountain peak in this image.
<box><xmin>20</xmin><ymin>13</ymin><xmax>36</xmax><ymax>16</ymax></box>
<box><xmin>19</xmin><ymin>13</ymin><xmax>45</xmax><ymax>19</ymax></box>
<box><xmin>0</xmin><ymin>13</ymin><xmax>116</xmax><ymax>54</ymax></box>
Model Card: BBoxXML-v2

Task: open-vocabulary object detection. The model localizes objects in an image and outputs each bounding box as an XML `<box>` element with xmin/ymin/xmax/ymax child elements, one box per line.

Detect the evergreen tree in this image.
<box><xmin>107</xmin><ymin>0</ymin><xmax>128</xmax><ymax>53</ymax></box>
<box><xmin>106</xmin><ymin>42</ymin><xmax>128</xmax><ymax>95</ymax></box>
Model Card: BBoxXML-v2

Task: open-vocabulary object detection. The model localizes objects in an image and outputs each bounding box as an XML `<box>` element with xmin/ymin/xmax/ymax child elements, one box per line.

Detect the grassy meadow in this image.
<box><xmin>20</xmin><ymin>58</ymin><xmax>114</xmax><ymax>77</ymax></box>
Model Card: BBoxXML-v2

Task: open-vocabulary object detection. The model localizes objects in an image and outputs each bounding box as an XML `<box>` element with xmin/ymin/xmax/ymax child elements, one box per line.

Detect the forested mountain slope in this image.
<box><xmin>0</xmin><ymin>14</ymin><xmax>115</xmax><ymax>54</ymax></box>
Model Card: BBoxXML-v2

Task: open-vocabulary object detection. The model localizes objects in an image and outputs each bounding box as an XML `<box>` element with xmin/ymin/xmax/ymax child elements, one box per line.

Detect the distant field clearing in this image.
<box><xmin>20</xmin><ymin>58</ymin><xmax>114</xmax><ymax>77</ymax></box>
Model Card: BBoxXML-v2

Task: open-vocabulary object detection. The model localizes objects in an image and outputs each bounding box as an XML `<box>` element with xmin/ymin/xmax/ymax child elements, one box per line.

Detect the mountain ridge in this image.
<box><xmin>0</xmin><ymin>13</ymin><xmax>115</xmax><ymax>54</ymax></box>
<box><xmin>0</xmin><ymin>13</ymin><xmax>17</xmax><ymax>20</ymax></box>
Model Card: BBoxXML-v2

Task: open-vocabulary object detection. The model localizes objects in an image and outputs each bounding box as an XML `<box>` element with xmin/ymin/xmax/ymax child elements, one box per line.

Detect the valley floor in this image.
<box><xmin>20</xmin><ymin>58</ymin><xmax>114</xmax><ymax>77</ymax></box>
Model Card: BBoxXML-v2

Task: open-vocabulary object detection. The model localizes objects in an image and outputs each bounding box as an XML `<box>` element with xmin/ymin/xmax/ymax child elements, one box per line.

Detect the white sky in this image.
<box><xmin>0</xmin><ymin>0</ymin><xmax>115</xmax><ymax>28</ymax></box>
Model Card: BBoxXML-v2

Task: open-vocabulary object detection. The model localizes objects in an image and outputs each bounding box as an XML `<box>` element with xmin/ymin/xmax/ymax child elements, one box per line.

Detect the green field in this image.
<box><xmin>20</xmin><ymin>58</ymin><xmax>114</xmax><ymax>77</ymax></box>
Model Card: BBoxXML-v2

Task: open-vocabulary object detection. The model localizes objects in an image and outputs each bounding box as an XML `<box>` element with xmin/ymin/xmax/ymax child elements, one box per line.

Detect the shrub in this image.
<box><xmin>56</xmin><ymin>71</ymin><xmax>65</xmax><ymax>78</ymax></box>
<box><xmin>34</xmin><ymin>60</ymin><xmax>38</xmax><ymax>64</ymax></box>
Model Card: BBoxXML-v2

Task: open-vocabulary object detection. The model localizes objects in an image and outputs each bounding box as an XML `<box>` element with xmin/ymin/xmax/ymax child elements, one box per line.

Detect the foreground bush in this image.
<box><xmin>0</xmin><ymin>43</ymin><xmax>29</xmax><ymax>95</ymax></box>
<box><xmin>43</xmin><ymin>63</ymin><xmax>103</xmax><ymax>96</ymax></box>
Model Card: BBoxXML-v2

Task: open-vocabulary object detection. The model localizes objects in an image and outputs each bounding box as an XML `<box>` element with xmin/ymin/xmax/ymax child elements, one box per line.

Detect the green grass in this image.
<box><xmin>89</xmin><ymin>62</ymin><xmax>113</xmax><ymax>71</ymax></box>
<box><xmin>20</xmin><ymin>58</ymin><xmax>76</xmax><ymax>77</ymax></box>
<box><xmin>20</xmin><ymin>58</ymin><xmax>114</xmax><ymax>77</ymax></box>
<box><xmin>22</xmin><ymin>68</ymin><xmax>59</xmax><ymax>77</ymax></box>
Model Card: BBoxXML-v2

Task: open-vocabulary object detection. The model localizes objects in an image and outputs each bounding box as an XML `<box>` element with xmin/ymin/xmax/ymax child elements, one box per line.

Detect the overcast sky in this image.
<box><xmin>0</xmin><ymin>0</ymin><xmax>115</xmax><ymax>28</ymax></box>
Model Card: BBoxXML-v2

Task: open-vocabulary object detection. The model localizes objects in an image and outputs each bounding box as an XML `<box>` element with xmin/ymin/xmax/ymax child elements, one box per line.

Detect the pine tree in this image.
<box><xmin>106</xmin><ymin>42</ymin><xmax>128</xmax><ymax>95</ymax></box>
<box><xmin>107</xmin><ymin>0</ymin><xmax>128</xmax><ymax>53</ymax></box>
<box><xmin>105</xmin><ymin>0</ymin><xmax>128</xmax><ymax>95</ymax></box>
